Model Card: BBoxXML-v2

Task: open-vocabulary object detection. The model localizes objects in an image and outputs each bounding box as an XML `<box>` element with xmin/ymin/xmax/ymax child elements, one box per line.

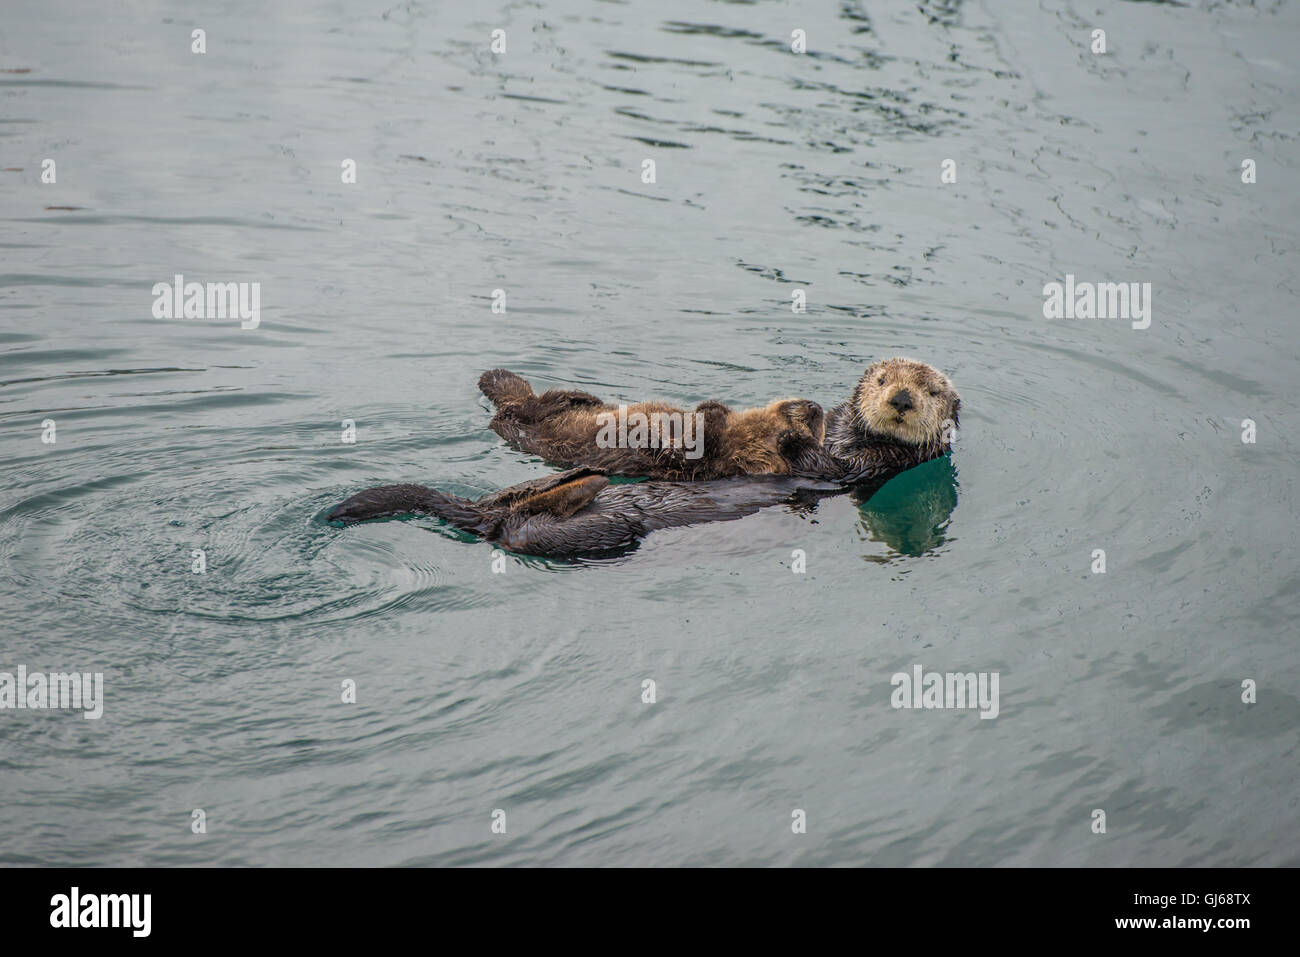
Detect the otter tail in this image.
<box><xmin>327</xmin><ymin>483</ymin><xmax>484</xmax><ymax>532</ymax></box>
<box><xmin>478</xmin><ymin>369</ymin><xmax>535</xmax><ymax>410</ymax></box>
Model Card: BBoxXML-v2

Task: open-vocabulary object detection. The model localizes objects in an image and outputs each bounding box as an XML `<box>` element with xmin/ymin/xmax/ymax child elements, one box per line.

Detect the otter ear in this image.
<box><xmin>858</xmin><ymin>361</ymin><xmax>885</xmax><ymax>389</ymax></box>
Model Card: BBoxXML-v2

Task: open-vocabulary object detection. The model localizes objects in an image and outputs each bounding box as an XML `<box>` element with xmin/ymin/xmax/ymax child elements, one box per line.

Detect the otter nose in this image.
<box><xmin>889</xmin><ymin>390</ymin><xmax>914</xmax><ymax>414</ymax></box>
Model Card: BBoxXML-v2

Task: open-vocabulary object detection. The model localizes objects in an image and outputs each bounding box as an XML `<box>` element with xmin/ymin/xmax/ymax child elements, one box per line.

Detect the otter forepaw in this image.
<box><xmin>693</xmin><ymin>400</ymin><xmax>731</xmax><ymax>462</ymax></box>
<box><xmin>776</xmin><ymin>428</ymin><xmax>820</xmax><ymax>460</ymax></box>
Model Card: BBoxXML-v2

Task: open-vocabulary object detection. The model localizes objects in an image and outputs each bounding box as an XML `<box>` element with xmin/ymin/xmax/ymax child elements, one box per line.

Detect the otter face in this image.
<box><xmin>854</xmin><ymin>358</ymin><xmax>960</xmax><ymax>447</ymax></box>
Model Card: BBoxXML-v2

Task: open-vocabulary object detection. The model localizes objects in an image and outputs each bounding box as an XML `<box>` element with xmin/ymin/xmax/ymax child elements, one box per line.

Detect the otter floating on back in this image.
<box><xmin>327</xmin><ymin>359</ymin><xmax>959</xmax><ymax>557</ymax></box>
<box><xmin>327</xmin><ymin>467</ymin><xmax>839</xmax><ymax>558</ymax></box>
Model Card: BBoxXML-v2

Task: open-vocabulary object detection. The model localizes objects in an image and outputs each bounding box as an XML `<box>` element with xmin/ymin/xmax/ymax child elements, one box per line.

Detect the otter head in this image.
<box><xmin>853</xmin><ymin>357</ymin><xmax>959</xmax><ymax>449</ymax></box>
<box><xmin>767</xmin><ymin>398</ymin><xmax>827</xmax><ymax>445</ymax></box>
<box><xmin>726</xmin><ymin>398</ymin><xmax>827</xmax><ymax>474</ymax></box>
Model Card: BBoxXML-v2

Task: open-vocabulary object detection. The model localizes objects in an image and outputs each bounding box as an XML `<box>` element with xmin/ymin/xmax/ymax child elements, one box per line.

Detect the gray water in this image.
<box><xmin>1</xmin><ymin>0</ymin><xmax>1297</xmax><ymax>867</ymax></box>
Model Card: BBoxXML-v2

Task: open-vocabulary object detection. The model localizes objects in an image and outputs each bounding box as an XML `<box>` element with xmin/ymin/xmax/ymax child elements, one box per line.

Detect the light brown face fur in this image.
<box><xmin>854</xmin><ymin>358</ymin><xmax>960</xmax><ymax>446</ymax></box>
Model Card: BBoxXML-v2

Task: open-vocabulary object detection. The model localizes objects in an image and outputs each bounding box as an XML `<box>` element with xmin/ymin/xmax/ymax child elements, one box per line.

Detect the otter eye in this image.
<box><xmin>929</xmin><ymin>389</ymin><xmax>940</xmax><ymax>397</ymax></box>
<box><xmin>877</xmin><ymin>377</ymin><xmax>885</xmax><ymax>385</ymax></box>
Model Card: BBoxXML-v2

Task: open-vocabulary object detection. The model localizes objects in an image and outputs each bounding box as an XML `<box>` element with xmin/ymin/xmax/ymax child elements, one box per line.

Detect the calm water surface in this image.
<box><xmin>1</xmin><ymin>0</ymin><xmax>1297</xmax><ymax>865</ymax></box>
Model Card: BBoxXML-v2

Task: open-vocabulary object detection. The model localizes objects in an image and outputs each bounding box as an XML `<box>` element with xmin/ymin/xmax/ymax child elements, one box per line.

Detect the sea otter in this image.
<box><xmin>478</xmin><ymin>369</ymin><xmax>827</xmax><ymax>480</ymax></box>
<box><xmin>327</xmin><ymin>359</ymin><xmax>960</xmax><ymax>557</ymax></box>
<box><xmin>481</xmin><ymin>359</ymin><xmax>959</xmax><ymax>487</ymax></box>
<box><xmin>788</xmin><ymin>357</ymin><xmax>961</xmax><ymax>485</ymax></box>
<box><xmin>327</xmin><ymin>467</ymin><xmax>840</xmax><ymax>558</ymax></box>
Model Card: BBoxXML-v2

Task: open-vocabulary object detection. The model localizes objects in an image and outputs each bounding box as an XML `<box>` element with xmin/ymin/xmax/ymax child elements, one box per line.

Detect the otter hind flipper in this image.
<box><xmin>327</xmin><ymin>483</ymin><xmax>482</xmax><ymax>531</ymax></box>
<box><xmin>511</xmin><ymin>472</ymin><xmax>610</xmax><ymax>519</ymax></box>
<box><xmin>481</xmin><ymin>466</ymin><xmax>609</xmax><ymax>506</ymax></box>
<box><xmin>521</xmin><ymin>387</ymin><xmax>606</xmax><ymax>422</ymax></box>
<box><xmin>479</xmin><ymin>369</ymin><xmax>536</xmax><ymax>409</ymax></box>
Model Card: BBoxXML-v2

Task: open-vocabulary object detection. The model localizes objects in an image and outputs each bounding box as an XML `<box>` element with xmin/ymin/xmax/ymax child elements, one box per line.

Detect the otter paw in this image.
<box><xmin>776</xmin><ymin>427</ymin><xmax>819</xmax><ymax>457</ymax></box>
<box><xmin>775</xmin><ymin>399</ymin><xmax>826</xmax><ymax>438</ymax></box>
<box><xmin>693</xmin><ymin>401</ymin><xmax>731</xmax><ymax>461</ymax></box>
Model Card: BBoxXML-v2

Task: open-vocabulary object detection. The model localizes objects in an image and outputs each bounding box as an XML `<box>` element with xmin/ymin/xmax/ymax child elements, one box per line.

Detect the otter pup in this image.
<box><xmin>784</xmin><ymin>357</ymin><xmax>961</xmax><ymax>486</ymax></box>
<box><xmin>478</xmin><ymin>369</ymin><xmax>826</xmax><ymax>480</ymax></box>
<box><xmin>327</xmin><ymin>467</ymin><xmax>838</xmax><ymax>558</ymax></box>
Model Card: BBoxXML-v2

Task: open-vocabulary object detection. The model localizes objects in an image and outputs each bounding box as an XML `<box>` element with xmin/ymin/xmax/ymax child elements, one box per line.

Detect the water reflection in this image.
<box><xmin>852</xmin><ymin>456</ymin><xmax>958</xmax><ymax>557</ymax></box>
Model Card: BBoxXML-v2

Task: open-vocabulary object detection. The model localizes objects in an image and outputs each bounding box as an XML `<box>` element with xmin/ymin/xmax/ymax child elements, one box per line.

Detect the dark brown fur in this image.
<box><xmin>478</xmin><ymin>369</ymin><xmax>826</xmax><ymax>480</ymax></box>
<box><xmin>327</xmin><ymin>467</ymin><xmax>839</xmax><ymax>558</ymax></box>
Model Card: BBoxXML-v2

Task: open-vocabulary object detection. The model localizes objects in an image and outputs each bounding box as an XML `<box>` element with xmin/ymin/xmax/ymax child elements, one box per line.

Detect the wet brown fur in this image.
<box><xmin>478</xmin><ymin>369</ymin><xmax>826</xmax><ymax>480</ymax></box>
<box><xmin>328</xmin><ymin>467</ymin><xmax>839</xmax><ymax>558</ymax></box>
